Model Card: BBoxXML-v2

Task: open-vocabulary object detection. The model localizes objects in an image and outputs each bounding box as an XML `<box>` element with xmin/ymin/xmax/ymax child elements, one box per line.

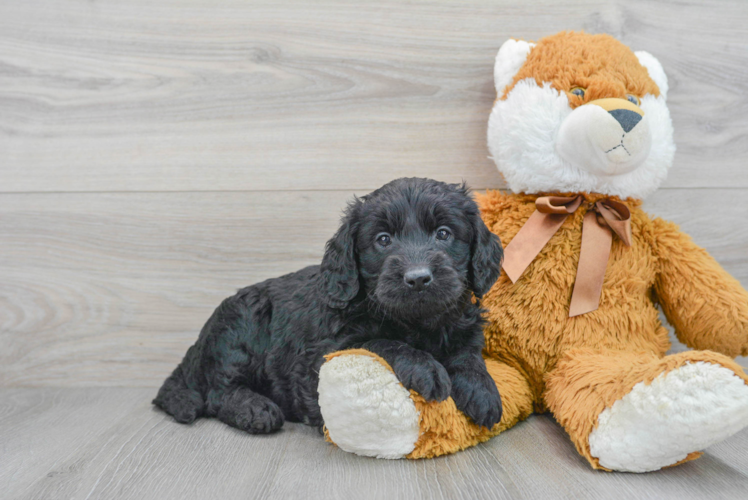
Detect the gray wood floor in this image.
<box><xmin>3</xmin><ymin>388</ymin><xmax>748</xmax><ymax>500</ymax></box>
<box><xmin>2</xmin><ymin>0</ymin><xmax>748</xmax><ymax>498</ymax></box>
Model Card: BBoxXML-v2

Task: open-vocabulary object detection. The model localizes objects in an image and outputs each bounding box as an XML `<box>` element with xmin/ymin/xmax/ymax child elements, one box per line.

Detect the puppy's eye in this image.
<box><xmin>626</xmin><ymin>94</ymin><xmax>640</xmax><ymax>106</ymax></box>
<box><xmin>376</xmin><ymin>233</ymin><xmax>392</xmax><ymax>247</ymax></box>
<box><xmin>436</xmin><ymin>227</ymin><xmax>452</xmax><ymax>241</ymax></box>
<box><xmin>570</xmin><ymin>87</ymin><xmax>585</xmax><ymax>98</ymax></box>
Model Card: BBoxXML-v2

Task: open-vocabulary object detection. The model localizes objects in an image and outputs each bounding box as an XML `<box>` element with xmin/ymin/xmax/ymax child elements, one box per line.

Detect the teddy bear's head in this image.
<box><xmin>487</xmin><ymin>31</ymin><xmax>675</xmax><ymax>199</ymax></box>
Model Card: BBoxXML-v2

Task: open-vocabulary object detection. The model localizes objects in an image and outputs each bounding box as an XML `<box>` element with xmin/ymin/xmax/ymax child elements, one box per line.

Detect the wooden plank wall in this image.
<box><xmin>1</xmin><ymin>0</ymin><xmax>747</xmax><ymax>387</ymax></box>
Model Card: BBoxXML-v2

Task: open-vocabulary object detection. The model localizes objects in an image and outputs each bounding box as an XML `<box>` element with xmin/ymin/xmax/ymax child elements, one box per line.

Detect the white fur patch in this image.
<box><xmin>318</xmin><ymin>354</ymin><xmax>420</xmax><ymax>459</ymax></box>
<box><xmin>487</xmin><ymin>79</ymin><xmax>675</xmax><ymax>199</ymax></box>
<box><xmin>635</xmin><ymin>51</ymin><xmax>669</xmax><ymax>99</ymax></box>
<box><xmin>588</xmin><ymin>362</ymin><xmax>748</xmax><ymax>473</ymax></box>
<box><xmin>494</xmin><ymin>39</ymin><xmax>535</xmax><ymax>96</ymax></box>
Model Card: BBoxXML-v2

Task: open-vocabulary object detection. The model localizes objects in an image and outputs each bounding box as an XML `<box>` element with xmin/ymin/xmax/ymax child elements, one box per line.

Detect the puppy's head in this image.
<box><xmin>320</xmin><ymin>178</ymin><xmax>503</xmax><ymax>319</ymax></box>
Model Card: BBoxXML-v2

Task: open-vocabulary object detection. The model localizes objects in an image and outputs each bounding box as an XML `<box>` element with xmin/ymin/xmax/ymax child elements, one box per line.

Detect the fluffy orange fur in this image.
<box><xmin>502</xmin><ymin>31</ymin><xmax>661</xmax><ymax>106</ymax></box>
<box><xmin>479</xmin><ymin>191</ymin><xmax>748</xmax><ymax>403</ymax></box>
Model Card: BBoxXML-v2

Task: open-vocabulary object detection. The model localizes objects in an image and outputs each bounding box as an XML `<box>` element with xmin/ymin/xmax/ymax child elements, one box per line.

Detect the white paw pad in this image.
<box><xmin>589</xmin><ymin>362</ymin><xmax>748</xmax><ymax>472</ymax></box>
<box><xmin>318</xmin><ymin>355</ymin><xmax>420</xmax><ymax>459</ymax></box>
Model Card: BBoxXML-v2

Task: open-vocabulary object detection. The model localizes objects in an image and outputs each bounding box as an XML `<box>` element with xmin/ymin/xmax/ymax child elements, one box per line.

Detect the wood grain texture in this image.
<box><xmin>1</xmin><ymin>0</ymin><xmax>747</xmax><ymax>193</ymax></box>
<box><xmin>2</xmin><ymin>1</ymin><xmax>748</xmax><ymax>495</ymax></box>
<box><xmin>1</xmin><ymin>189</ymin><xmax>746</xmax><ymax>387</ymax></box>
<box><xmin>2</xmin><ymin>388</ymin><xmax>747</xmax><ymax>500</ymax></box>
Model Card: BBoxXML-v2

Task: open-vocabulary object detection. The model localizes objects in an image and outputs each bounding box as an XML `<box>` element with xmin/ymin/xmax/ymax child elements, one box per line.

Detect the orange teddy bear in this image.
<box><xmin>316</xmin><ymin>32</ymin><xmax>748</xmax><ymax>472</ymax></box>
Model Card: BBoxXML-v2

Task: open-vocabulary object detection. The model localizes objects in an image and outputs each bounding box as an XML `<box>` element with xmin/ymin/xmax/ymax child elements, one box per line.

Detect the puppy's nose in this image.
<box><xmin>404</xmin><ymin>268</ymin><xmax>433</xmax><ymax>291</ymax></box>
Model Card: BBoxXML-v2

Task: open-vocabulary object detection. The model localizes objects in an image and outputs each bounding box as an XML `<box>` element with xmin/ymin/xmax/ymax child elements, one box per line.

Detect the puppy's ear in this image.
<box><xmin>467</xmin><ymin>197</ymin><xmax>503</xmax><ymax>299</ymax></box>
<box><xmin>320</xmin><ymin>198</ymin><xmax>362</xmax><ymax>308</ymax></box>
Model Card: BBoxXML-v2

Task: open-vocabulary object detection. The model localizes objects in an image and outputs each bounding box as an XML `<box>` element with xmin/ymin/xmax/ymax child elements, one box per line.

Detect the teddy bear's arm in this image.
<box><xmin>652</xmin><ymin>217</ymin><xmax>748</xmax><ymax>357</ymax></box>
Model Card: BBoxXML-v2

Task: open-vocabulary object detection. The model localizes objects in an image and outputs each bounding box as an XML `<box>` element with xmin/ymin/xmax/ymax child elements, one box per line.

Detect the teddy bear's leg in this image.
<box><xmin>545</xmin><ymin>348</ymin><xmax>748</xmax><ymax>472</ymax></box>
<box><xmin>318</xmin><ymin>349</ymin><xmax>534</xmax><ymax>459</ymax></box>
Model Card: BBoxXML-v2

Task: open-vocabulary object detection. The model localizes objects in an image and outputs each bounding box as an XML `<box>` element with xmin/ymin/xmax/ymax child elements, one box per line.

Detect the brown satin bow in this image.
<box><xmin>502</xmin><ymin>195</ymin><xmax>632</xmax><ymax>317</ymax></box>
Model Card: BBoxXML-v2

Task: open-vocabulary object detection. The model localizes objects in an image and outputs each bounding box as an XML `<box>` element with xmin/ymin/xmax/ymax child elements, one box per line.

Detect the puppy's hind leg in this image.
<box><xmin>212</xmin><ymin>387</ymin><xmax>285</xmax><ymax>434</ymax></box>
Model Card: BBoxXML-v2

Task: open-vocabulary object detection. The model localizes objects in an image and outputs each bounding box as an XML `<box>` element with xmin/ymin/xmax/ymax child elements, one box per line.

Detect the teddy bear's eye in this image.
<box><xmin>570</xmin><ymin>87</ymin><xmax>585</xmax><ymax>98</ymax></box>
<box><xmin>626</xmin><ymin>94</ymin><xmax>640</xmax><ymax>106</ymax></box>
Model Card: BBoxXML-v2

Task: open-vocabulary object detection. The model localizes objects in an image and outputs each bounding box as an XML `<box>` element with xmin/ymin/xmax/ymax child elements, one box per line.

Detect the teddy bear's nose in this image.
<box><xmin>609</xmin><ymin>109</ymin><xmax>642</xmax><ymax>133</ymax></box>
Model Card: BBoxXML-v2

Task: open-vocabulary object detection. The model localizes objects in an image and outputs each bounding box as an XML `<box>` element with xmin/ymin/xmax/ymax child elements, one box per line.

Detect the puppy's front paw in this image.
<box><xmin>451</xmin><ymin>371</ymin><xmax>502</xmax><ymax>429</ymax></box>
<box><xmin>396</xmin><ymin>356</ymin><xmax>452</xmax><ymax>402</ymax></box>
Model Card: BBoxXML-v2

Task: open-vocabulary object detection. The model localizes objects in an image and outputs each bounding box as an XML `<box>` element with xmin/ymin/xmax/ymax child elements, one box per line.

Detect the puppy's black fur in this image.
<box><xmin>153</xmin><ymin>178</ymin><xmax>504</xmax><ymax>434</ymax></box>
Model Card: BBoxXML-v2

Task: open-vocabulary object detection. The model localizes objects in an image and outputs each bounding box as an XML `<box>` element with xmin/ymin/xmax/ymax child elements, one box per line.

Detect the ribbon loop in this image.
<box><xmin>501</xmin><ymin>195</ymin><xmax>583</xmax><ymax>283</ymax></box>
<box><xmin>595</xmin><ymin>199</ymin><xmax>632</xmax><ymax>246</ymax></box>
<box><xmin>535</xmin><ymin>195</ymin><xmax>583</xmax><ymax>215</ymax></box>
<box><xmin>501</xmin><ymin>195</ymin><xmax>633</xmax><ymax>317</ymax></box>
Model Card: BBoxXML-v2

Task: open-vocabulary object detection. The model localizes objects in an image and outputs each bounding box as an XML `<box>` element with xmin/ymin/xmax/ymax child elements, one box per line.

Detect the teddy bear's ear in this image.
<box><xmin>494</xmin><ymin>39</ymin><xmax>535</xmax><ymax>97</ymax></box>
<box><xmin>635</xmin><ymin>51</ymin><xmax>669</xmax><ymax>99</ymax></box>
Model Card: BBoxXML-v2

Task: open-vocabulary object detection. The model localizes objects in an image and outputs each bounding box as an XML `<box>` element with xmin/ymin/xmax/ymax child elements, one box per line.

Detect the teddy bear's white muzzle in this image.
<box><xmin>556</xmin><ymin>99</ymin><xmax>652</xmax><ymax>177</ymax></box>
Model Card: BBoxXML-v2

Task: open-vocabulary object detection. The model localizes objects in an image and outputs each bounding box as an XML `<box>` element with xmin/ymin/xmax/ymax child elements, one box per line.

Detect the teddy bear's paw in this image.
<box><xmin>318</xmin><ymin>353</ymin><xmax>420</xmax><ymax>459</ymax></box>
<box><xmin>588</xmin><ymin>361</ymin><xmax>748</xmax><ymax>473</ymax></box>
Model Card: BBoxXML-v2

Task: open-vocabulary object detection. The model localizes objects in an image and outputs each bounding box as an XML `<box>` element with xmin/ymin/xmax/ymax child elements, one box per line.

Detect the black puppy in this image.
<box><xmin>153</xmin><ymin>178</ymin><xmax>504</xmax><ymax>434</ymax></box>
